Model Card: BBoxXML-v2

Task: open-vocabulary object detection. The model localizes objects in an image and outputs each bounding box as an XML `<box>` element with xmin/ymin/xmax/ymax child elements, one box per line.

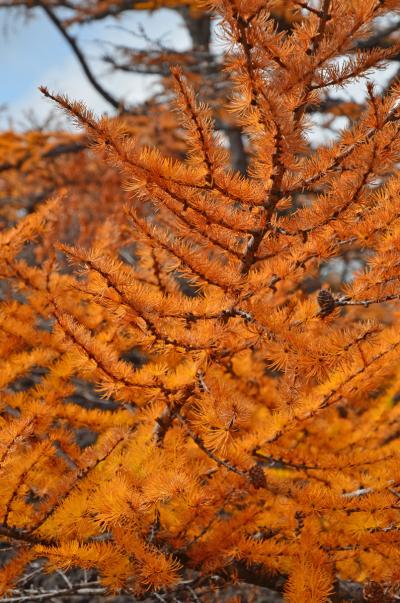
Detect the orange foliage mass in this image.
<box><xmin>1</xmin><ymin>1</ymin><xmax>400</xmax><ymax>602</ymax></box>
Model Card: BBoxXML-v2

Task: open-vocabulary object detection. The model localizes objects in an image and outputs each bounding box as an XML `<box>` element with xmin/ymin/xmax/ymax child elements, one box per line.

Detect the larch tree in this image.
<box><xmin>1</xmin><ymin>1</ymin><xmax>400</xmax><ymax>602</ymax></box>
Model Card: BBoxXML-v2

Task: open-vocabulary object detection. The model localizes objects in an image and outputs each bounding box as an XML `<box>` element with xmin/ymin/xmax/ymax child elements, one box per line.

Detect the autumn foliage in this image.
<box><xmin>2</xmin><ymin>1</ymin><xmax>400</xmax><ymax>602</ymax></box>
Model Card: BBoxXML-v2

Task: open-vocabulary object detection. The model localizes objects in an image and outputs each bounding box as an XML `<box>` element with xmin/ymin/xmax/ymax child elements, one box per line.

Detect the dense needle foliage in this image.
<box><xmin>1</xmin><ymin>1</ymin><xmax>400</xmax><ymax>601</ymax></box>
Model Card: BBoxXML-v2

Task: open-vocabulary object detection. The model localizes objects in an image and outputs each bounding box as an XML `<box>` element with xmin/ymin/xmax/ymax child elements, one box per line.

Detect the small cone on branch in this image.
<box><xmin>317</xmin><ymin>289</ymin><xmax>336</xmax><ymax>316</ymax></box>
<box><xmin>248</xmin><ymin>464</ymin><xmax>267</xmax><ymax>489</ymax></box>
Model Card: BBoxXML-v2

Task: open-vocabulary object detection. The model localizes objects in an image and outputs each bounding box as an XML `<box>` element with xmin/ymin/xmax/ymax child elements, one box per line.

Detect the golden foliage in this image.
<box><xmin>2</xmin><ymin>1</ymin><xmax>400</xmax><ymax>601</ymax></box>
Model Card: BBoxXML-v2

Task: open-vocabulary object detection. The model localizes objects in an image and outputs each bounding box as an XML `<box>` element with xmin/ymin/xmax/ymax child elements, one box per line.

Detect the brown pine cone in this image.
<box><xmin>317</xmin><ymin>289</ymin><xmax>336</xmax><ymax>316</ymax></box>
<box><xmin>248</xmin><ymin>464</ymin><xmax>267</xmax><ymax>489</ymax></box>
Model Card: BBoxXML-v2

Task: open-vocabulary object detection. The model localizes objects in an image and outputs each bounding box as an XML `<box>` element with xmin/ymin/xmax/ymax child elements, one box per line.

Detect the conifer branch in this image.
<box><xmin>307</xmin><ymin>0</ymin><xmax>331</xmax><ymax>56</ymax></box>
<box><xmin>176</xmin><ymin>413</ymin><xmax>246</xmax><ymax>478</ymax></box>
<box><xmin>4</xmin><ymin>2</ymin><xmax>400</xmax><ymax>599</ymax></box>
<box><xmin>0</xmin><ymin>583</ymin><xmax>106</xmax><ymax>602</ymax></box>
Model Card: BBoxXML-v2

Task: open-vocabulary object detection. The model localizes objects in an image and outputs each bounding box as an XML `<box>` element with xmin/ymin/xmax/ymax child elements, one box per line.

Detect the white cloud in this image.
<box><xmin>13</xmin><ymin>54</ymin><xmax>160</xmax><ymax>127</ymax></box>
<box><xmin>1</xmin><ymin>7</ymin><xmax>191</xmax><ymax>129</ymax></box>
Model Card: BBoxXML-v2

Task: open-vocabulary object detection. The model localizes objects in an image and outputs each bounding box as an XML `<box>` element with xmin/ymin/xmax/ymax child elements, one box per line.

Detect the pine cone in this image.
<box><xmin>248</xmin><ymin>464</ymin><xmax>267</xmax><ymax>489</ymax></box>
<box><xmin>317</xmin><ymin>289</ymin><xmax>336</xmax><ymax>316</ymax></box>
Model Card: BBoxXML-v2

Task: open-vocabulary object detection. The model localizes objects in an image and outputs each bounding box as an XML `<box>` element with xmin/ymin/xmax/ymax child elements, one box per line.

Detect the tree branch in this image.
<box><xmin>36</xmin><ymin>0</ymin><xmax>123</xmax><ymax>111</ymax></box>
<box><xmin>232</xmin><ymin>562</ymin><xmax>366</xmax><ymax>603</ymax></box>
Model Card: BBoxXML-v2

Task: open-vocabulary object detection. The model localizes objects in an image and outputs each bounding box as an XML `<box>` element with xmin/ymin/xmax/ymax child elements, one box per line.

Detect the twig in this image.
<box><xmin>176</xmin><ymin>414</ymin><xmax>246</xmax><ymax>477</ymax></box>
<box><xmin>0</xmin><ymin>582</ymin><xmax>105</xmax><ymax>602</ymax></box>
<box><xmin>36</xmin><ymin>1</ymin><xmax>123</xmax><ymax>111</ymax></box>
<box><xmin>337</xmin><ymin>293</ymin><xmax>400</xmax><ymax>308</ymax></box>
<box><xmin>56</xmin><ymin>569</ymin><xmax>72</xmax><ymax>589</ymax></box>
<box><xmin>293</xmin><ymin>1</ymin><xmax>326</xmax><ymax>18</ymax></box>
<box><xmin>342</xmin><ymin>487</ymin><xmax>373</xmax><ymax>499</ymax></box>
<box><xmin>306</xmin><ymin>0</ymin><xmax>331</xmax><ymax>56</ymax></box>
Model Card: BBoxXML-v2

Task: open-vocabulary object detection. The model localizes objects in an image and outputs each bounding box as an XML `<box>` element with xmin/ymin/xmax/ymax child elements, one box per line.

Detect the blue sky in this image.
<box><xmin>1</xmin><ymin>6</ymin><xmax>399</xmax><ymax>141</ymax></box>
<box><xmin>0</xmin><ymin>6</ymin><xmax>189</xmax><ymax>129</ymax></box>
